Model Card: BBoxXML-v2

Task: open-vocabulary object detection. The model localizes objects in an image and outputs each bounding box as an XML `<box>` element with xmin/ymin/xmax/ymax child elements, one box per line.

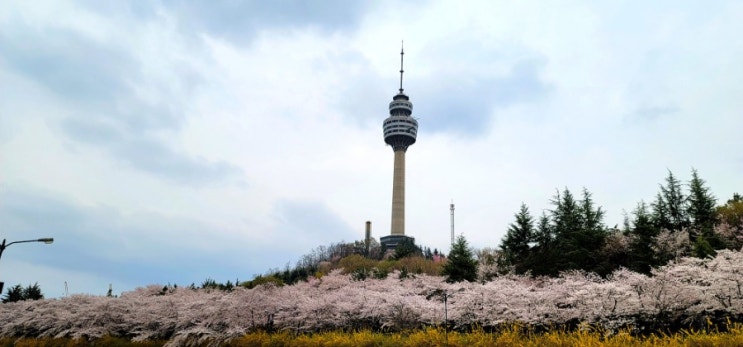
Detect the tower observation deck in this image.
<box><xmin>383</xmin><ymin>47</ymin><xmax>418</xmax><ymax>151</ymax></box>
<box><xmin>381</xmin><ymin>44</ymin><xmax>418</xmax><ymax>252</ymax></box>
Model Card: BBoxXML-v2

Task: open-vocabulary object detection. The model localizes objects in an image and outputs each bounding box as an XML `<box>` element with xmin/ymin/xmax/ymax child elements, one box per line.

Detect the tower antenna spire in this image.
<box><xmin>399</xmin><ymin>41</ymin><xmax>405</xmax><ymax>93</ymax></box>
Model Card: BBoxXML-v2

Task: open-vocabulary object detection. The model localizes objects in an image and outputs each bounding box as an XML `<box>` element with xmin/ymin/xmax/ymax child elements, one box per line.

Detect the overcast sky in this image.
<box><xmin>1</xmin><ymin>1</ymin><xmax>741</xmax><ymax>297</ymax></box>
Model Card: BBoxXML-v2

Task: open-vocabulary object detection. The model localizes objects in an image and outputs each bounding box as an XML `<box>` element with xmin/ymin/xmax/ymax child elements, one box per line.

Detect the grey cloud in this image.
<box><xmin>112</xmin><ymin>137</ymin><xmax>244</xmax><ymax>186</ymax></box>
<box><xmin>0</xmin><ymin>187</ymin><xmax>86</xmax><ymax>238</ymax></box>
<box><xmin>335</xmin><ymin>66</ymin><xmax>389</xmax><ymax>127</ymax></box>
<box><xmin>416</xmin><ymin>58</ymin><xmax>552</xmax><ymax>135</ymax></box>
<box><xmin>0</xmin><ymin>26</ymin><xmax>189</xmax><ymax>133</ymax></box>
<box><xmin>0</xmin><ymin>27</ymin><xmax>137</xmax><ymax>104</ymax></box>
<box><xmin>272</xmin><ymin>199</ymin><xmax>357</xmax><ymax>246</ymax></box>
<box><xmin>412</xmin><ymin>39</ymin><xmax>553</xmax><ymax>135</ymax></box>
<box><xmin>78</xmin><ymin>1</ymin><xmax>160</xmax><ymax>22</ymax></box>
<box><xmin>632</xmin><ymin>105</ymin><xmax>679</xmax><ymax>122</ymax></box>
<box><xmin>0</xmin><ymin>187</ymin><xmax>257</xmax><ymax>286</ymax></box>
<box><xmin>165</xmin><ymin>1</ymin><xmax>370</xmax><ymax>44</ymax></box>
<box><xmin>491</xmin><ymin>60</ymin><xmax>552</xmax><ymax>105</ymax></box>
<box><xmin>0</xmin><ymin>187</ymin><xmax>124</xmax><ymax>272</ymax></box>
<box><xmin>59</xmin><ymin>116</ymin><xmax>244</xmax><ymax>186</ymax></box>
<box><xmin>59</xmin><ymin>116</ymin><xmax>123</xmax><ymax>145</ymax></box>
<box><xmin>338</xmin><ymin>43</ymin><xmax>552</xmax><ymax>136</ymax></box>
<box><xmin>3</xmin><ymin>16</ymin><xmax>242</xmax><ymax>186</ymax></box>
<box><xmin>29</xmin><ymin>1</ymin><xmax>370</xmax><ymax>47</ymax></box>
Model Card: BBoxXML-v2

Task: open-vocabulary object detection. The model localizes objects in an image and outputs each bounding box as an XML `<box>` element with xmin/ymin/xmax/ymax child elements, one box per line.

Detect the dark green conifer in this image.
<box><xmin>661</xmin><ymin>170</ymin><xmax>688</xmax><ymax>231</ymax></box>
<box><xmin>687</xmin><ymin>168</ymin><xmax>718</xmax><ymax>235</ymax></box>
<box><xmin>499</xmin><ymin>203</ymin><xmax>534</xmax><ymax>273</ymax></box>
<box><xmin>651</xmin><ymin>192</ymin><xmax>671</xmax><ymax>230</ymax></box>
<box><xmin>628</xmin><ymin>201</ymin><xmax>660</xmax><ymax>274</ymax></box>
<box><xmin>442</xmin><ymin>235</ymin><xmax>477</xmax><ymax>283</ymax></box>
<box><xmin>527</xmin><ymin>212</ymin><xmax>558</xmax><ymax>276</ymax></box>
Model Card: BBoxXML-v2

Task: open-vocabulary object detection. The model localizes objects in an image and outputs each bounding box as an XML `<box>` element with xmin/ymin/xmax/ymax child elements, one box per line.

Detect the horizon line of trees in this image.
<box><xmin>5</xmin><ymin>169</ymin><xmax>740</xmax><ymax>301</ymax></box>
<box><xmin>498</xmin><ymin>168</ymin><xmax>742</xmax><ymax>278</ymax></box>
<box><xmin>245</xmin><ymin>236</ymin><xmax>446</xmax><ymax>287</ymax></box>
<box><xmin>231</xmin><ymin>167</ymin><xmax>741</xmax><ymax>285</ymax></box>
<box><xmin>1</xmin><ymin>283</ymin><xmax>43</xmax><ymax>303</ymax></box>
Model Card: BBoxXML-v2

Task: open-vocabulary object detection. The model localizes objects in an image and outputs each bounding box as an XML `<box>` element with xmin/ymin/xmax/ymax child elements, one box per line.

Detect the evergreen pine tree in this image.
<box><xmin>551</xmin><ymin>188</ymin><xmax>584</xmax><ymax>271</ymax></box>
<box><xmin>628</xmin><ymin>201</ymin><xmax>660</xmax><ymax>274</ymax></box>
<box><xmin>442</xmin><ymin>235</ymin><xmax>477</xmax><ymax>283</ymax></box>
<box><xmin>576</xmin><ymin>188</ymin><xmax>608</xmax><ymax>273</ymax></box>
<box><xmin>622</xmin><ymin>210</ymin><xmax>632</xmax><ymax>233</ymax></box>
<box><xmin>545</xmin><ymin>188</ymin><xmax>608</xmax><ymax>274</ymax></box>
<box><xmin>686</xmin><ymin>168</ymin><xmax>718</xmax><ymax>240</ymax></box>
<box><xmin>527</xmin><ymin>212</ymin><xmax>558</xmax><ymax>276</ymax></box>
<box><xmin>423</xmin><ymin>247</ymin><xmax>433</xmax><ymax>260</ymax></box>
<box><xmin>22</xmin><ymin>283</ymin><xmax>44</xmax><ymax>301</ymax></box>
<box><xmin>580</xmin><ymin>188</ymin><xmax>605</xmax><ymax>233</ymax></box>
<box><xmin>661</xmin><ymin>170</ymin><xmax>688</xmax><ymax>231</ymax></box>
<box><xmin>651</xmin><ymin>192</ymin><xmax>671</xmax><ymax>230</ymax></box>
<box><xmin>533</xmin><ymin>212</ymin><xmax>554</xmax><ymax>247</ymax></box>
<box><xmin>2</xmin><ymin>284</ymin><xmax>24</xmax><ymax>303</ymax></box>
<box><xmin>499</xmin><ymin>203</ymin><xmax>534</xmax><ymax>273</ymax></box>
<box><xmin>693</xmin><ymin>234</ymin><xmax>716</xmax><ymax>258</ymax></box>
<box><xmin>552</xmin><ymin>188</ymin><xmax>583</xmax><ymax>241</ymax></box>
<box><xmin>1</xmin><ymin>283</ymin><xmax>43</xmax><ymax>303</ymax></box>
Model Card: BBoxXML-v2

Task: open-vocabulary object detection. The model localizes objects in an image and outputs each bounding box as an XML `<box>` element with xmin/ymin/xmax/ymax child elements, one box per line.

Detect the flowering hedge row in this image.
<box><xmin>1</xmin><ymin>250</ymin><xmax>741</xmax><ymax>346</ymax></box>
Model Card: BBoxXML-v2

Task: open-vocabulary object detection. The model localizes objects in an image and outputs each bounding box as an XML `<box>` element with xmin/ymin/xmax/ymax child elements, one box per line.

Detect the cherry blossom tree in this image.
<box><xmin>1</xmin><ymin>250</ymin><xmax>742</xmax><ymax>345</ymax></box>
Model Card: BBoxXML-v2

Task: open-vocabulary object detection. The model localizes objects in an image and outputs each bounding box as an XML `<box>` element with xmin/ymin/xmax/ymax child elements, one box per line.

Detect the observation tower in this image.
<box><xmin>380</xmin><ymin>44</ymin><xmax>418</xmax><ymax>252</ymax></box>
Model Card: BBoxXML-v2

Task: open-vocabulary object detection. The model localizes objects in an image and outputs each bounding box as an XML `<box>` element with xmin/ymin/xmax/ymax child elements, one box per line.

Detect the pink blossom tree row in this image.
<box><xmin>1</xmin><ymin>249</ymin><xmax>742</xmax><ymax>345</ymax></box>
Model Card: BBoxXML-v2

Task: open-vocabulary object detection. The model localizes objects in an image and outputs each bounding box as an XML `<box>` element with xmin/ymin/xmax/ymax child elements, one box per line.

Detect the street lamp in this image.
<box><xmin>0</xmin><ymin>238</ymin><xmax>54</xmax><ymax>261</ymax></box>
<box><xmin>0</xmin><ymin>238</ymin><xmax>54</xmax><ymax>293</ymax></box>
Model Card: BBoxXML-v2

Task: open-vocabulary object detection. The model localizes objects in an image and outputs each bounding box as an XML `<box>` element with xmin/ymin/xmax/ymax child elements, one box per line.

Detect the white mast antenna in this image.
<box><xmin>450</xmin><ymin>200</ymin><xmax>455</xmax><ymax>245</ymax></box>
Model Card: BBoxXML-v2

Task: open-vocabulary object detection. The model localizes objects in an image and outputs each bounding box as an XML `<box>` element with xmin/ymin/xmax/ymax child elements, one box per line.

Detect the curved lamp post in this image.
<box><xmin>0</xmin><ymin>238</ymin><xmax>54</xmax><ymax>293</ymax></box>
<box><xmin>0</xmin><ymin>238</ymin><xmax>54</xmax><ymax>261</ymax></box>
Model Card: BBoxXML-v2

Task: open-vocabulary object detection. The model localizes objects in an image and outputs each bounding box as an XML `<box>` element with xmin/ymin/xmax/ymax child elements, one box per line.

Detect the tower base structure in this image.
<box><xmin>380</xmin><ymin>234</ymin><xmax>415</xmax><ymax>253</ymax></box>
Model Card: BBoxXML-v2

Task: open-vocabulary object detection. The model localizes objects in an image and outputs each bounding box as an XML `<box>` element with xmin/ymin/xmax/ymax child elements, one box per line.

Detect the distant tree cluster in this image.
<box><xmin>257</xmin><ymin>168</ymin><xmax>738</xmax><ymax>284</ymax></box>
<box><xmin>497</xmin><ymin>187</ymin><xmax>612</xmax><ymax>277</ymax></box>
<box><xmin>238</xmin><ymin>236</ymin><xmax>445</xmax><ymax>287</ymax></box>
<box><xmin>250</xmin><ymin>240</ymin><xmax>373</xmax><ymax>287</ymax></box>
<box><xmin>498</xmin><ymin>169</ymin><xmax>741</xmax><ymax>277</ymax></box>
<box><xmin>2</xmin><ymin>283</ymin><xmax>43</xmax><ymax>303</ymax></box>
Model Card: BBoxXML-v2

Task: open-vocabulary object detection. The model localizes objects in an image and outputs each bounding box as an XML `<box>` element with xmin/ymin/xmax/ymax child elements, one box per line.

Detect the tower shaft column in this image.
<box><xmin>390</xmin><ymin>149</ymin><xmax>406</xmax><ymax>235</ymax></box>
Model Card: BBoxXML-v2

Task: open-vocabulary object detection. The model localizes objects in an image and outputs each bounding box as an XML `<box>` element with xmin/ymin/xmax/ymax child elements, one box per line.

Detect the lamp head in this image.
<box><xmin>38</xmin><ymin>238</ymin><xmax>54</xmax><ymax>244</ymax></box>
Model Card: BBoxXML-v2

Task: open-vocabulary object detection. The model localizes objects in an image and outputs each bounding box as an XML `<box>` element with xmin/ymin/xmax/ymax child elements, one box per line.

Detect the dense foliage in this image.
<box><xmin>235</xmin><ymin>236</ymin><xmax>442</xmax><ymax>289</ymax></box>
<box><xmin>498</xmin><ymin>188</ymin><xmax>609</xmax><ymax>276</ymax></box>
<box><xmin>2</xmin><ymin>283</ymin><xmax>44</xmax><ymax>303</ymax></box>
<box><xmin>393</xmin><ymin>237</ymin><xmax>421</xmax><ymax>259</ymax></box>
<box><xmin>717</xmin><ymin>193</ymin><xmax>743</xmax><ymax>250</ymax></box>
<box><xmin>498</xmin><ymin>169</ymin><xmax>741</xmax><ymax>277</ymax></box>
<box><xmin>442</xmin><ymin>235</ymin><xmax>477</xmax><ymax>283</ymax></box>
<box><xmin>1</xmin><ymin>249</ymin><xmax>742</xmax><ymax>345</ymax></box>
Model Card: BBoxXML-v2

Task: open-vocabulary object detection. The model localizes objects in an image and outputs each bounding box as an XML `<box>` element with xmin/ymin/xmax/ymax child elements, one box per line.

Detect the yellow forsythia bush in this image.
<box><xmin>2</xmin><ymin>324</ymin><xmax>743</xmax><ymax>347</ymax></box>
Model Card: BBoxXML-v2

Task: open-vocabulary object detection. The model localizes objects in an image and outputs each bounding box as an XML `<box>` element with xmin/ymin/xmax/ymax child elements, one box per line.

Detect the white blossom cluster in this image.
<box><xmin>1</xmin><ymin>250</ymin><xmax>742</xmax><ymax>346</ymax></box>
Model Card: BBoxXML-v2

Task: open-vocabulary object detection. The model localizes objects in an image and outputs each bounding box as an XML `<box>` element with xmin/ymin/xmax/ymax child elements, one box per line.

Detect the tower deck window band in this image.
<box><xmin>381</xmin><ymin>43</ymin><xmax>417</xmax><ymax>252</ymax></box>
